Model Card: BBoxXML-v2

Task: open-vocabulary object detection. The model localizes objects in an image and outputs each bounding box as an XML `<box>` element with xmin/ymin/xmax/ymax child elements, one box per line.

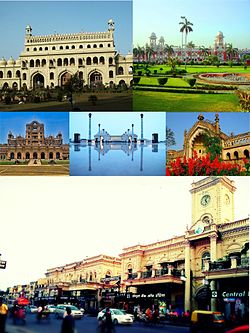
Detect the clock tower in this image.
<box><xmin>190</xmin><ymin>176</ymin><xmax>235</xmax><ymax>228</ymax></box>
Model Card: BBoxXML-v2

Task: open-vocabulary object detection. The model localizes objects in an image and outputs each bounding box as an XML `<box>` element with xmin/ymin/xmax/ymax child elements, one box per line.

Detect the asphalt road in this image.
<box><xmin>6</xmin><ymin>314</ymin><xmax>190</xmax><ymax>333</ymax></box>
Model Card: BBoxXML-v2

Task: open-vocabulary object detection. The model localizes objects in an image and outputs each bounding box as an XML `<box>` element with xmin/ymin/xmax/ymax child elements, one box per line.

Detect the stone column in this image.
<box><xmin>210</xmin><ymin>280</ymin><xmax>217</xmax><ymax>311</ymax></box>
<box><xmin>184</xmin><ymin>240</ymin><xmax>191</xmax><ymax>311</ymax></box>
<box><xmin>210</xmin><ymin>234</ymin><xmax>217</xmax><ymax>262</ymax></box>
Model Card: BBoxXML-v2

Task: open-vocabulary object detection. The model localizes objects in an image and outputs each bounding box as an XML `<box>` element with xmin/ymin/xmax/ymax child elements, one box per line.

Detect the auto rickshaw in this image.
<box><xmin>190</xmin><ymin>310</ymin><xmax>225</xmax><ymax>333</ymax></box>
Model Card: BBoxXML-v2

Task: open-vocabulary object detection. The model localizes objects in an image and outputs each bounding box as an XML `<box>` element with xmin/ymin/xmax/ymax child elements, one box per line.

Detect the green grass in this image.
<box><xmin>41</xmin><ymin>160</ymin><xmax>69</xmax><ymax>165</ymax></box>
<box><xmin>135</xmin><ymin>65</ymin><xmax>250</xmax><ymax>75</ymax></box>
<box><xmin>137</xmin><ymin>77</ymin><xmax>190</xmax><ymax>87</ymax></box>
<box><xmin>133</xmin><ymin>90</ymin><xmax>241</xmax><ymax>111</ymax></box>
<box><xmin>0</xmin><ymin>161</ymin><xmax>15</xmax><ymax>165</ymax></box>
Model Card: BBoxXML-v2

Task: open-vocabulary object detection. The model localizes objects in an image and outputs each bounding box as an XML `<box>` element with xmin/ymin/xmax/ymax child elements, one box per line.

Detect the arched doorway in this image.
<box><xmin>61</xmin><ymin>72</ymin><xmax>72</xmax><ymax>86</ymax></box>
<box><xmin>17</xmin><ymin>152</ymin><xmax>22</xmax><ymax>159</ymax></box>
<box><xmin>56</xmin><ymin>152</ymin><xmax>60</xmax><ymax>159</ymax></box>
<box><xmin>244</xmin><ymin>149</ymin><xmax>249</xmax><ymax>159</ymax></box>
<box><xmin>90</xmin><ymin>71</ymin><xmax>103</xmax><ymax>86</ymax></box>
<box><xmin>49</xmin><ymin>152</ymin><xmax>53</xmax><ymax>159</ymax></box>
<box><xmin>33</xmin><ymin>152</ymin><xmax>38</xmax><ymax>159</ymax></box>
<box><xmin>10</xmin><ymin>152</ymin><xmax>15</xmax><ymax>159</ymax></box>
<box><xmin>41</xmin><ymin>152</ymin><xmax>45</xmax><ymax>159</ymax></box>
<box><xmin>33</xmin><ymin>73</ymin><xmax>44</xmax><ymax>89</ymax></box>
<box><xmin>26</xmin><ymin>152</ymin><xmax>30</xmax><ymax>159</ymax></box>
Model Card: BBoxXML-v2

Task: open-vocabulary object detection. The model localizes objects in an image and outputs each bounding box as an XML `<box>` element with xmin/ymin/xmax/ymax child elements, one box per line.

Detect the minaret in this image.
<box><xmin>132</xmin><ymin>124</ymin><xmax>134</xmax><ymax>143</ymax></box>
<box><xmin>88</xmin><ymin>113</ymin><xmax>92</xmax><ymax>143</ymax></box>
<box><xmin>215</xmin><ymin>114</ymin><xmax>220</xmax><ymax>134</ymax></box>
<box><xmin>140</xmin><ymin>114</ymin><xmax>144</xmax><ymax>143</ymax></box>
<box><xmin>98</xmin><ymin>124</ymin><xmax>101</xmax><ymax>143</ymax></box>
<box><xmin>25</xmin><ymin>25</ymin><xmax>32</xmax><ymax>36</ymax></box>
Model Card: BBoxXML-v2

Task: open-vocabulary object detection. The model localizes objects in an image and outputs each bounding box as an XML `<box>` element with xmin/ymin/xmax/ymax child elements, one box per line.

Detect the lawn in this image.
<box><xmin>136</xmin><ymin>77</ymin><xmax>190</xmax><ymax>87</ymax></box>
<box><xmin>133</xmin><ymin>90</ymin><xmax>241</xmax><ymax>111</ymax></box>
<box><xmin>41</xmin><ymin>160</ymin><xmax>69</xmax><ymax>165</ymax></box>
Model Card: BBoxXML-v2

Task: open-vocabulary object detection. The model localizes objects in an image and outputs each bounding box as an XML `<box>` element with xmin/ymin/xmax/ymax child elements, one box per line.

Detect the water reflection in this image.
<box><xmin>70</xmin><ymin>142</ymin><xmax>165</xmax><ymax>176</ymax></box>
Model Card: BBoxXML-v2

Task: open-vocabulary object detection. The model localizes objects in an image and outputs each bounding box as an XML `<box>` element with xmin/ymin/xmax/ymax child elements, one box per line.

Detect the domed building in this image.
<box><xmin>0</xmin><ymin>20</ymin><xmax>133</xmax><ymax>90</ymax></box>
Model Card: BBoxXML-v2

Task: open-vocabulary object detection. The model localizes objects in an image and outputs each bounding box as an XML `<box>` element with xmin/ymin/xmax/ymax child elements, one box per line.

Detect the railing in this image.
<box><xmin>141</xmin><ymin>271</ymin><xmax>152</xmax><ymax>278</ymax></box>
<box><xmin>209</xmin><ymin>261</ymin><xmax>231</xmax><ymax>270</ymax></box>
<box><xmin>155</xmin><ymin>268</ymin><xmax>168</xmax><ymax>276</ymax></box>
<box><xmin>128</xmin><ymin>273</ymin><xmax>138</xmax><ymax>280</ymax></box>
<box><xmin>240</xmin><ymin>257</ymin><xmax>249</xmax><ymax>267</ymax></box>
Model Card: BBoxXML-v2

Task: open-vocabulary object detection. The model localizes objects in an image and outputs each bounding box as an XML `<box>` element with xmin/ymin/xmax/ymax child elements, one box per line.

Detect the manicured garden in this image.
<box><xmin>133</xmin><ymin>64</ymin><xmax>250</xmax><ymax>111</ymax></box>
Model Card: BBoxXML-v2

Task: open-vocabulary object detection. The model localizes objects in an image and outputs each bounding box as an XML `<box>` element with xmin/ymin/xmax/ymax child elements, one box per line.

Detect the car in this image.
<box><xmin>190</xmin><ymin>310</ymin><xmax>225</xmax><ymax>333</ymax></box>
<box><xmin>25</xmin><ymin>305</ymin><xmax>38</xmax><ymax>313</ymax></box>
<box><xmin>45</xmin><ymin>305</ymin><xmax>57</xmax><ymax>313</ymax></box>
<box><xmin>120</xmin><ymin>310</ymin><xmax>134</xmax><ymax>321</ymax></box>
<box><xmin>97</xmin><ymin>308</ymin><xmax>133</xmax><ymax>325</ymax></box>
<box><xmin>54</xmin><ymin>304</ymin><xmax>83</xmax><ymax>319</ymax></box>
<box><xmin>226</xmin><ymin>325</ymin><xmax>249</xmax><ymax>333</ymax></box>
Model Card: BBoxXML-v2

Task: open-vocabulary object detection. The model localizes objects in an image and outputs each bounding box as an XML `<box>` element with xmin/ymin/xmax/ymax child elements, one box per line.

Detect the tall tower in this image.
<box><xmin>140</xmin><ymin>114</ymin><xmax>144</xmax><ymax>143</ymax></box>
<box><xmin>149</xmin><ymin>32</ymin><xmax>157</xmax><ymax>49</ymax></box>
<box><xmin>88</xmin><ymin>113</ymin><xmax>92</xmax><ymax>143</ymax></box>
<box><xmin>25</xmin><ymin>24</ymin><xmax>32</xmax><ymax>36</ymax></box>
<box><xmin>190</xmin><ymin>176</ymin><xmax>235</xmax><ymax>227</ymax></box>
<box><xmin>214</xmin><ymin>31</ymin><xmax>225</xmax><ymax>51</ymax></box>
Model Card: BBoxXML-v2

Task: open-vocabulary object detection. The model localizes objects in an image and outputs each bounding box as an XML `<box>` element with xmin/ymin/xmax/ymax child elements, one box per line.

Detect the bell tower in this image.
<box><xmin>190</xmin><ymin>176</ymin><xmax>235</xmax><ymax>228</ymax></box>
<box><xmin>25</xmin><ymin>24</ymin><xmax>32</xmax><ymax>36</ymax></box>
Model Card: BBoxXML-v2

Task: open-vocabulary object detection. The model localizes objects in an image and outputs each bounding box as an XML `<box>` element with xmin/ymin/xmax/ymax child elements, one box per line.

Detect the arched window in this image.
<box><xmin>26</xmin><ymin>48</ymin><xmax>29</xmax><ymax>52</ymax></box>
<box><xmin>99</xmin><ymin>44</ymin><xmax>103</xmax><ymax>48</ymax></box>
<box><xmin>52</xmin><ymin>46</ymin><xmax>56</xmax><ymax>50</ymax></box>
<box><xmin>201</xmin><ymin>252</ymin><xmax>210</xmax><ymax>270</ymax></box>
<box><xmin>89</xmin><ymin>272</ymin><xmax>93</xmax><ymax>281</ymax></box>
<box><xmin>118</xmin><ymin>66</ymin><xmax>124</xmax><ymax>75</ymax></box>
<box><xmin>41</xmin><ymin>59</ymin><xmax>46</xmax><ymax>67</ymax></box>
<box><xmin>60</xmin><ymin>46</ymin><xmax>63</xmax><ymax>50</ymax></box>
<box><xmin>17</xmin><ymin>152</ymin><xmax>22</xmax><ymax>159</ymax></box>
<box><xmin>78</xmin><ymin>58</ymin><xmax>83</xmax><ymax>66</ymax></box>
<box><xmin>244</xmin><ymin>150</ymin><xmax>249</xmax><ymax>159</ymax></box>
<box><xmin>109</xmin><ymin>57</ymin><xmax>113</xmax><ymax>65</ymax></box>
<box><xmin>7</xmin><ymin>71</ymin><xmax>12</xmax><ymax>78</ymax></box>
<box><xmin>226</xmin><ymin>152</ymin><xmax>231</xmax><ymax>160</ymax></box>
<box><xmin>93</xmin><ymin>57</ymin><xmax>98</xmax><ymax>64</ymax></box>
<box><xmin>16</xmin><ymin>70</ymin><xmax>21</xmax><ymax>78</ymax></box>
<box><xmin>109</xmin><ymin>70</ymin><xmax>113</xmax><ymax>78</ymax></box>
<box><xmin>35</xmin><ymin>59</ymin><xmax>40</xmax><ymax>67</ymax></box>
<box><xmin>39</xmin><ymin>47</ymin><xmax>42</xmax><ymax>51</ymax></box>
<box><xmin>70</xmin><ymin>58</ymin><xmax>75</xmax><ymax>66</ymax></box>
<box><xmin>0</xmin><ymin>71</ymin><xmax>3</xmax><ymax>79</ymax></box>
<box><xmin>41</xmin><ymin>152</ymin><xmax>45</xmax><ymax>159</ymax></box>
<box><xmin>79</xmin><ymin>45</ymin><xmax>83</xmax><ymax>49</ymax></box>
<box><xmin>30</xmin><ymin>59</ymin><xmax>34</xmax><ymax>67</ymax></box>
<box><xmin>45</xmin><ymin>47</ymin><xmax>48</xmax><ymax>51</ymax></box>
<box><xmin>50</xmin><ymin>72</ymin><xmax>54</xmax><ymax>80</ymax></box>
<box><xmin>100</xmin><ymin>56</ymin><xmax>105</xmax><ymax>65</ymax></box>
<box><xmin>57</xmin><ymin>58</ymin><xmax>62</xmax><ymax>66</ymax></box>
<box><xmin>63</xmin><ymin>58</ymin><xmax>68</xmax><ymax>66</ymax></box>
<box><xmin>79</xmin><ymin>71</ymin><xmax>83</xmax><ymax>80</ymax></box>
<box><xmin>108</xmin><ymin>43</ymin><xmax>111</xmax><ymax>47</ymax></box>
<box><xmin>49</xmin><ymin>152</ymin><xmax>53</xmax><ymax>159</ymax></box>
<box><xmin>93</xmin><ymin>44</ymin><xmax>97</xmax><ymax>48</ymax></box>
<box><xmin>66</xmin><ymin>46</ymin><xmax>69</xmax><ymax>50</ymax></box>
<box><xmin>87</xmin><ymin>44</ymin><xmax>91</xmax><ymax>48</ymax></box>
<box><xmin>86</xmin><ymin>57</ymin><xmax>91</xmax><ymax>65</ymax></box>
<box><xmin>33</xmin><ymin>47</ymin><xmax>37</xmax><ymax>51</ymax></box>
<box><xmin>234</xmin><ymin>151</ymin><xmax>239</xmax><ymax>160</ymax></box>
<box><xmin>72</xmin><ymin>45</ymin><xmax>75</xmax><ymax>49</ymax></box>
<box><xmin>23</xmin><ymin>73</ymin><xmax>27</xmax><ymax>80</ymax></box>
<box><xmin>56</xmin><ymin>152</ymin><xmax>60</xmax><ymax>159</ymax></box>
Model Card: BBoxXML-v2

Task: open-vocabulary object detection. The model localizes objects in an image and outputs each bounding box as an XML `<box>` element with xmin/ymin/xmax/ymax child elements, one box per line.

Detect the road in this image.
<box><xmin>6</xmin><ymin>314</ymin><xmax>190</xmax><ymax>333</ymax></box>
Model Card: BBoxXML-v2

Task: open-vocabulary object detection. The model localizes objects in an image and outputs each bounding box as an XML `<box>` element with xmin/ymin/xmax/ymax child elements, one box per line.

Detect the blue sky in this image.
<box><xmin>70</xmin><ymin>112</ymin><xmax>166</xmax><ymax>141</ymax></box>
<box><xmin>0</xmin><ymin>1</ymin><xmax>132</xmax><ymax>59</ymax></box>
<box><xmin>0</xmin><ymin>112</ymin><xmax>69</xmax><ymax>143</ymax></box>
<box><xmin>134</xmin><ymin>0</ymin><xmax>250</xmax><ymax>49</ymax></box>
<box><xmin>166</xmin><ymin>112</ymin><xmax>250</xmax><ymax>150</ymax></box>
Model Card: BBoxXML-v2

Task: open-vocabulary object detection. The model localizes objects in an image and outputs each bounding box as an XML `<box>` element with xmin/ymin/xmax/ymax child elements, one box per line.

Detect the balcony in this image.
<box><xmin>127</xmin><ymin>273</ymin><xmax>138</xmax><ymax>280</ymax></box>
<box><xmin>203</xmin><ymin>256</ymin><xmax>249</xmax><ymax>278</ymax></box>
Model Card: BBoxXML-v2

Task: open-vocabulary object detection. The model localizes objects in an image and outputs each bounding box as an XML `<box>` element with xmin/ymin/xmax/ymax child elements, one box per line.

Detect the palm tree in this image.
<box><xmin>226</xmin><ymin>43</ymin><xmax>238</xmax><ymax>61</ymax></box>
<box><xmin>164</xmin><ymin>44</ymin><xmax>175</xmax><ymax>59</ymax></box>
<box><xmin>199</xmin><ymin>46</ymin><xmax>210</xmax><ymax>61</ymax></box>
<box><xmin>179</xmin><ymin>17</ymin><xmax>193</xmax><ymax>66</ymax></box>
<box><xmin>186</xmin><ymin>41</ymin><xmax>195</xmax><ymax>61</ymax></box>
<box><xmin>145</xmin><ymin>44</ymin><xmax>154</xmax><ymax>63</ymax></box>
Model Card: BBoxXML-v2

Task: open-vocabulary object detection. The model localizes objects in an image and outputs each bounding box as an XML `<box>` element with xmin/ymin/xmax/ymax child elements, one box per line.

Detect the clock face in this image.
<box><xmin>201</xmin><ymin>194</ymin><xmax>211</xmax><ymax>206</ymax></box>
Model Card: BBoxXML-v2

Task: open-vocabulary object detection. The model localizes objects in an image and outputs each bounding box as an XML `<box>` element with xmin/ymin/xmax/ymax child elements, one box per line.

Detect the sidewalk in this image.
<box><xmin>6</xmin><ymin>323</ymin><xmax>33</xmax><ymax>333</ymax></box>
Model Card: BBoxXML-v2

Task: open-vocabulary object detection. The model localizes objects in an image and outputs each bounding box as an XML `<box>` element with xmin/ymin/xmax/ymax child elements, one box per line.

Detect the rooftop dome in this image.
<box><xmin>0</xmin><ymin>57</ymin><xmax>7</xmax><ymax>66</ymax></box>
<box><xmin>150</xmin><ymin>32</ymin><xmax>157</xmax><ymax>38</ymax></box>
<box><xmin>7</xmin><ymin>56</ymin><xmax>15</xmax><ymax>65</ymax></box>
<box><xmin>217</xmin><ymin>31</ymin><xmax>224</xmax><ymax>37</ymax></box>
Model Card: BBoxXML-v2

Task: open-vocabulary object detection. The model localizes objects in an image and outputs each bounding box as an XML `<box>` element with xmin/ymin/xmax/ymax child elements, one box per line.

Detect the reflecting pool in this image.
<box><xmin>70</xmin><ymin>142</ymin><xmax>166</xmax><ymax>176</ymax></box>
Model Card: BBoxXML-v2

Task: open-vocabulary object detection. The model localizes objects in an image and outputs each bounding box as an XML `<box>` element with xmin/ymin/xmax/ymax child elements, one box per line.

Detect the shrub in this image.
<box><xmin>157</xmin><ymin>78</ymin><xmax>168</xmax><ymax>86</ymax></box>
<box><xmin>184</xmin><ymin>78</ymin><xmax>196</xmax><ymax>87</ymax></box>
<box><xmin>133</xmin><ymin>77</ymin><xmax>141</xmax><ymax>85</ymax></box>
<box><xmin>34</xmin><ymin>96</ymin><xmax>41</xmax><ymax>103</ymax></box>
<box><xmin>154</xmin><ymin>70</ymin><xmax>158</xmax><ymax>74</ymax></box>
<box><xmin>57</xmin><ymin>91</ymin><xmax>63</xmax><ymax>102</ymax></box>
<box><xmin>4</xmin><ymin>95</ymin><xmax>11</xmax><ymax>104</ymax></box>
<box><xmin>137</xmin><ymin>71</ymin><xmax>142</xmax><ymax>76</ymax></box>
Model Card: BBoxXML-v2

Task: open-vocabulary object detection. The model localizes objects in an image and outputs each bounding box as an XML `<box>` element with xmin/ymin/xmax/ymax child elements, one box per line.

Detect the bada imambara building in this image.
<box><xmin>0</xmin><ymin>120</ymin><xmax>69</xmax><ymax>160</ymax></box>
<box><xmin>0</xmin><ymin>20</ymin><xmax>133</xmax><ymax>90</ymax></box>
<box><xmin>6</xmin><ymin>177</ymin><xmax>249</xmax><ymax>323</ymax></box>
<box><xmin>167</xmin><ymin>114</ymin><xmax>250</xmax><ymax>164</ymax></box>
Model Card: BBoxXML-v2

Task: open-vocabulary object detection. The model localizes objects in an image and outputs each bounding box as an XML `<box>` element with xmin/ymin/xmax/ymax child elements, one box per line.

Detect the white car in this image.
<box><xmin>45</xmin><ymin>305</ymin><xmax>57</xmax><ymax>313</ymax></box>
<box><xmin>55</xmin><ymin>304</ymin><xmax>83</xmax><ymax>319</ymax></box>
<box><xmin>97</xmin><ymin>308</ymin><xmax>133</xmax><ymax>325</ymax></box>
<box><xmin>25</xmin><ymin>305</ymin><xmax>38</xmax><ymax>313</ymax></box>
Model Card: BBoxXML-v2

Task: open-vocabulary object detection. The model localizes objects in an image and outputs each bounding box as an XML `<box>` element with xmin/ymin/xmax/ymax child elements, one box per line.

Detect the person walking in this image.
<box><xmin>61</xmin><ymin>307</ymin><xmax>75</xmax><ymax>333</ymax></box>
<box><xmin>0</xmin><ymin>297</ymin><xmax>8</xmax><ymax>333</ymax></box>
<box><xmin>103</xmin><ymin>308</ymin><xmax>114</xmax><ymax>333</ymax></box>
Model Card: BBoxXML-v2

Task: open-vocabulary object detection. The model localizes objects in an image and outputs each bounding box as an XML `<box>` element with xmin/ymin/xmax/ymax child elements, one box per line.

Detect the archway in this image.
<box><xmin>41</xmin><ymin>152</ymin><xmax>45</xmax><ymax>159</ymax></box>
<box><xmin>17</xmin><ymin>152</ymin><xmax>22</xmax><ymax>159</ymax></box>
<box><xmin>244</xmin><ymin>149</ymin><xmax>249</xmax><ymax>159</ymax></box>
<box><xmin>89</xmin><ymin>71</ymin><xmax>103</xmax><ymax>86</ymax></box>
<box><xmin>49</xmin><ymin>152</ymin><xmax>53</xmax><ymax>159</ymax></box>
<box><xmin>26</xmin><ymin>152</ymin><xmax>30</xmax><ymax>159</ymax></box>
<box><xmin>10</xmin><ymin>152</ymin><xmax>15</xmax><ymax>159</ymax></box>
<box><xmin>33</xmin><ymin>73</ymin><xmax>44</xmax><ymax>89</ymax></box>
<box><xmin>61</xmin><ymin>72</ymin><xmax>72</xmax><ymax>86</ymax></box>
<box><xmin>33</xmin><ymin>152</ymin><xmax>38</xmax><ymax>159</ymax></box>
<box><xmin>56</xmin><ymin>152</ymin><xmax>60</xmax><ymax>159</ymax></box>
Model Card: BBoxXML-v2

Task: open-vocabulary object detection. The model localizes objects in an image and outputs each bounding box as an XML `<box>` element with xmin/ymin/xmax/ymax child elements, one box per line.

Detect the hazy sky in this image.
<box><xmin>70</xmin><ymin>112</ymin><xmax>166</xmax><ymax>141</ymax></box>
<box><xmin>0</xmin><ymin>112</ymin><xmax>69</xmax><ymax>143</ymax></box>
<box><xmin>0</xmin><ymin>1</ymin><xmax>132</xmax><ymax>59</ymax></box>
<box><xmin>166</xmin><ymin>112</ymin><xmax>250</xmax><ymax>150</ymax></box>
<box><xmin>134</xmin><ymin>0</ymin><xmax>250</xmax><ymax>49</ymax></box>
<box><xmin>0</xmin><ymin>176</ymin><xmax>249</xmax><ymax>290</ymax></box>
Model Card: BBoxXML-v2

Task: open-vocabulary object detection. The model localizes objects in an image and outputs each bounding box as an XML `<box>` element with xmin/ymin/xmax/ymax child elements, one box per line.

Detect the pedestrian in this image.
<box><xmin>61</xmin><ymin>307</ymin><xmax>75</xmax><ymax>333</ymax></box>
<box><xmin>0</xmin><ymin>297</ymin><xmax>8</xmax><ymax>333</ymax></box>
<box><xmin>103</xmin><ymin>307</ymin><xmax>114</xmax><ymax>333</ymax></box>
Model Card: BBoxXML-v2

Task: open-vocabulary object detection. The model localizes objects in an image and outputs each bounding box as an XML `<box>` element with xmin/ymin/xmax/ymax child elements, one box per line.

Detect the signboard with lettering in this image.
<box><xmin>0</xmin><ymin>260</ymin><xmax>7</xmax><ymax>269</ymax></box>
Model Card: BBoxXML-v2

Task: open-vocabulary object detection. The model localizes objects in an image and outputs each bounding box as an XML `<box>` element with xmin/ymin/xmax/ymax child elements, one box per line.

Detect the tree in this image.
<box><xmin>186</xmin><ymin>41</ymin><xmax>195</xmax><ymax>61</ymax></box>
<box><xmin>226</xmin><ymin>43</ymin><xmax>238</xmax><ymax>61</ymax></box>
<box><xmin>166</xmin><ymin>128</ymin><xmax>176</xmax><ymax>147</ymax></box>
<box><xmin>179</xmin><ymin>17</ymin><xmax>193</xmax><ymax>66</ymax></box>
<box><xmin>64</xmin><ymin>73</ymin><xmax>84</xmax><ymax>93</ymax></box>
<box><xmin>199</xmin><ymin>46</ymin><xmax>210</xmax><ymax>61</ymax></box>
<box><xmin>203</xmin><ymin>133</ymin><xmax>222</xmax><ymax>161</ymax></box>
<box><xmin>164</xmin><ymin>44</ymin><xmax>174</xmax><ymax>59</ymax></box>
<box><xmin>145</xmin><ymin>44</ymin><xmax>154</xmax><ymax>63</ymax></box>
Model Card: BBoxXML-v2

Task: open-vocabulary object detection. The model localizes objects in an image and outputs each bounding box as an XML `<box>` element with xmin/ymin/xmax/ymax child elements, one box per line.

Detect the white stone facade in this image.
<box><xmin>0</xmin><ymin>20</ymin><xmax>133</xmax><ymax>90</ymax></box>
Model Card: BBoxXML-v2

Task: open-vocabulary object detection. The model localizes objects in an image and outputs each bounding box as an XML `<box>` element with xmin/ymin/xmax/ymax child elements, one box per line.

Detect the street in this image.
<box><xmin>6</xmin><ymin>314</ymin><xmax>190</xmax><ymax>333</ymax></box>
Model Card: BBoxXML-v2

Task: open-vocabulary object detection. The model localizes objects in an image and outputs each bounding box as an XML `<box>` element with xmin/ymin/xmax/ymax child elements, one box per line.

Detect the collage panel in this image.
<box><xmin>166</xmin><ymin>112</ymin><xmax>250</xmax><ymax>176</ymax></box>
<box><xmin>0</xmin><ymin>1</ymin><xmax>133</xmax><ymax>111</ymax></box>
<box><xmin>0</xmin><ymin>112</ymin><xmax>69</xmax><ymax>176</ymax></box>
<box><xmin>133</xmin><ymin>0</ymin><xmax>250</xmax><ymax>112</ymax></box>
<box><xmin>69</xmin><ymin>112</ymin><xmax>166</xmax><ymax>176</ymax></box>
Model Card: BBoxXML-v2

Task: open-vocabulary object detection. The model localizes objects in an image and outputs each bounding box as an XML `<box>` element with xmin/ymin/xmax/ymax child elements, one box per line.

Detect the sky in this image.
<box><xmin>133</xmin><ymin>0</ymin><xmax>250</xmax><ymax>49</ymax></box>
<box><xmin>0</xmin><ymin>112</ymin><xmax>69</xmax><ymax>143</ymax></box>
<box><xmin>0</xmin><ymin>176</ymin><xmax>249</xmax><ymax>290</ymax></box>
<box><xmin>166</xmin><ymin>112</ymin><xmax>250</xmax><ymax>150</ymax></box>
<box><xmin>70</xmin><ymin>112</ymin><xmax>166</xmax><ymax>141</ymax></box>
<box><xmin>0</xmin><ymin>1</ymin><xmax>132</xmax><ymax>59</ymax></box>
